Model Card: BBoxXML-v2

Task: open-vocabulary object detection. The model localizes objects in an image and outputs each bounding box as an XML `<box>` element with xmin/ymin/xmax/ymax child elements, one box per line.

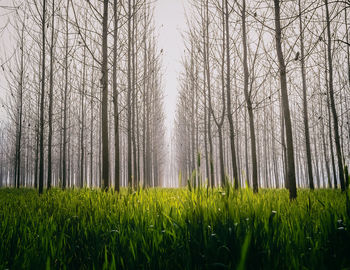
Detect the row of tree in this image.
<box><xmin>0</xmin><ymin>0</ymin><xmax>166</xmax><ymax>192</ymax></box>
<box><xmin>174</xmin><ymin>0</ymin><xmax>350</xmax><ymax>199</ymax></box>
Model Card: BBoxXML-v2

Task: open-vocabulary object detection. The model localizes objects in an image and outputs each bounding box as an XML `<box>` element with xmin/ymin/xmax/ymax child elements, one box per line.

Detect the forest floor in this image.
<box><xmin>0</xmin><ymin>187</ymin><xmax>349</xmax><ymax>269</ymax></box>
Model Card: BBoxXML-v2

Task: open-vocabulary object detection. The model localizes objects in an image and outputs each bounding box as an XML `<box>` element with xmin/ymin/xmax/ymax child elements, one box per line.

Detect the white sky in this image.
<box><xmin>154</xmin><ymin>0</ymin><xmax>186</xmax><ymax>133</ymax></box>
<box><xmin>0</xmin><ymin>0</ymin><xmax>15</xmax><ymax>121</ymax></box>
<box><xmin>0</xmin><ymin>1</ymin><xmax>186</xmax><ymax>129</ymax></box>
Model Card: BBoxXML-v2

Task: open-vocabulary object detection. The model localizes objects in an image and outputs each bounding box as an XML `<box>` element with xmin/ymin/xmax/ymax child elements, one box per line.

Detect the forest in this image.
<box><xmin>0</xmin><ymin>0</ymin><xmax>350</xmax><ymax>269</ymax></box>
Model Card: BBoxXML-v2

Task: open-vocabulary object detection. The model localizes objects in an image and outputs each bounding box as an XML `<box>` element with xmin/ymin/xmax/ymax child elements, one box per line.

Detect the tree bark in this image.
<box><xmin>15</xmin><ymin>19</ymin><xmax>25</xmax><ymax>189</ymax></box>
<box><xmin>273</xmin><ymin>0</ymin><xmax>297</xmax><ymax>199</ymax></box>
<box><xmin>62</xmin><ymin>0</ymin><xmax>69</xmax><ymax>189</ymax></box>
<box><xmin>298</xmin><ymin>0</ymin><xmax>314</xmax><ymax>190</ymax></box>
<box><xmin>325</xmin><ymin>0</ymin><xmax>345</xmax><ymax>191</ymax></box>
<box><xmin>80</xmin><ymin>18</ymin><xmax>86</xmax><ymax>189</ymax></box>
<box><xmin>127</xmin><ymin>0</ymin><xmax>133</xmax><ymax>188</ymax></box>
<box><xmin>225</xmin><ymin>0</ymin><xmax>239</xmax><ymax>189</ymax></box>
<box><xmin>113</xmin><ymin>0</ymin><xmax>120</xmax><ymax>192</ymax></box>
<box><xmin>241</xmin><ymin>0</ymin><xmax>257</xmax><ymax>192</ymax></box>
<box><xmin>38</xmin><ymin>0</ymin><xmax>47</xmax><ymax>194</ymax></box>
<box><xmin>47</xmin><ymin>0</ymin><xmax>55</xmax><ymax>190</ymax></box>
<box><xmin>101</xmin><ymin>0</ymin><xmax>110</xmax><ymax>190</ymax></box>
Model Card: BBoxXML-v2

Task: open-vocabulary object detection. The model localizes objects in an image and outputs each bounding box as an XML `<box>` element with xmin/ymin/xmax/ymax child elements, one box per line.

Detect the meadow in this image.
<box><xmin>0</xmin><ymin>187</ymin><xmax>349</xmax><ymax>269</ymax></box>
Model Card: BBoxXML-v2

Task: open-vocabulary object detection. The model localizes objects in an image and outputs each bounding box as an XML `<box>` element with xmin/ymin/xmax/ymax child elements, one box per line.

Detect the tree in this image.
<box><xmin>298</xmin><ymin>0</ymin><xmax>314</xmax><ymax>190</ymax></box>
<box><xmin>240</xmin><ymin>0</ymin><xmax>258</xmax><ymax>192</ymax></box>
<box><xmin>47</xmin><ymin>0</ymin><xmax>56</xmax><ymax>190</ymax></box>
<box><xmin>62</xmin><ymin>0</ymin><xmax>69</xmax><ymax>189</ymax></box>
<box><xmin>273</xmin><ymin>0</ymin><xmax>297</xmax><ymax>199</ymax></box>
<box><xmin>113</xmin><ymin>0</ymin><xmax>120</xmax><ymax>192</ymax></box>
<box><xmin>225</xmin><ymin>0</ymin><xmax>240</xmax><ymax>189</ymax></box>
<box><xmin>127</xmin><ymin>0</ymin><xmax>133</xmax><ymax>188</ymax></box>
<box><xmin>14</xmin><ymin>13</ymin><xmax>25</xmax><ymax>189</ymax></box>
<box><xmin>324</xmin><ymin>0</ymin><xmax>345</xmax><ymax>191</ymax></box>
<box><xmin>101</xmin><ymin>0</ymin><xmax>109</xmax><ymax>190</ymax></box>
<box><xmin>38</xmin><ymin>0</ymin><xmax>47</xmax><ymax>194</ymax></box>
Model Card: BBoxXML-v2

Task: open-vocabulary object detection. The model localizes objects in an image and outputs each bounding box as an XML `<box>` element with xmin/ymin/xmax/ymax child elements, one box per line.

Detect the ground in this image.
<box><xmin>0</xmin><ymin>187</ymin><xmax>349</xmax><ymax>269</ymax></box>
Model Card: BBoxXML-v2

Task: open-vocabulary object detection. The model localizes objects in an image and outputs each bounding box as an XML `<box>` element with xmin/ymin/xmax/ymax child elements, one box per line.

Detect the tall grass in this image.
<box><xmin>0</xmin><ymin>188</ymin><xmax>349</xmax><ymax>269</ymax></box>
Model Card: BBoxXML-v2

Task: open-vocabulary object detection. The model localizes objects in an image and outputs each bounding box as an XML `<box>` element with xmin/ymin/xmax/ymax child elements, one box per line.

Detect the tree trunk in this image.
<box><xmin>218</xmin><ymin>128</ymin><xmax>225</xmax><ymax>186</ymax></box>
<box><xmin>204</xmin><ymin>0</ymin><xmax>215</xmax><ymax>188</ymax></box>
<box><xmin>241</xmin><ymin>0</ymin><xmax>257</xmax><ymax>192</ymax></box>
<box><xmin>325</xmin><ymin>0</ymin><xmax>345</xmax><ymax>191</ymax></box>
<box><xmin>298</xmin><ymin>0</ymin><xmax>314</xmax><ymax>190</ymax></box>
<box><xmin>101</xmin><ymin>0</ymin><xmax>110</xmax><ymax>190</ymax></box>
<box><xmin>127</xmin><ymin>0</ymin><xmax>133</xmax><ymax>188</ymax></box>
<box><xmin>15</xmin><ymin>19</ymin><xmax>25</xmax><ymax>189</ymax></box>
<box><xmin>90</xmin><ymin>71</ymin><xmax>94</xmax><ymax>188</ymax></box>
<box><xmin>113</xmin><ymin>0</ymin><xmax>120</xmax><ymax>192</ymax></box>
<box><xmin>132</xmin><ymin>1</ymin><xmax>138</xmax><ymax>188</ymax></box>
<box><xmin>62</xmin><ymin>0</ymin><xmax>69</xmax><ymax>189</ymax></box>
<box><xmin>224</xmin><ymin>0</ymin><xmax>239</xmax><ymax>189</ymax></box>
<box><xmin>38</xmin><ymin>0</ymin><xmax>47</xmax><ymax>194</ymax></box>
<box><xmin>273</xmin><ymin>0</ymin><xmax>297</xmax><ymax>199</ymax></box>
<box><xmin>80</xmin><ymin>21</ymin><xmax>86</xmax><ymax>189</ymax></box>
<box><xmin>47</xmin><ymin>0</ymin><xmax>55</xmax><ymax>190</ymax></box>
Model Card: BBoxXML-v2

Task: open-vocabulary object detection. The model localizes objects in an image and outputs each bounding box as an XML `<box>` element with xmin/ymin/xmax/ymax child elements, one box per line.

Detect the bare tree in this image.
<box><xmin>325</xmin><ymin>0</ymin><xmax>345</xmax><ymax>191</ymax></box>
<box><xmin>38</xmin><ymin>0</ymin><xmax>47</xmax><ymax>194</ymax></box>
<box><xmin>273</xmin><ymin>0</ymin><xmax>297</xmax><ymax>199</ymax></box>
<box><xmin>101</xmin><ymin>0</ymin><xmax>109</xmax><ymax>190</ymax></box>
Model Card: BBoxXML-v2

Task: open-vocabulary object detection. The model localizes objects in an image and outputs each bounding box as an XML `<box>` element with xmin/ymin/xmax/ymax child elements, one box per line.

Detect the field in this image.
<box><xmin>0</xmin><ymin>187</ymin><xmax>350</xmax><ymax>269</ymax></box>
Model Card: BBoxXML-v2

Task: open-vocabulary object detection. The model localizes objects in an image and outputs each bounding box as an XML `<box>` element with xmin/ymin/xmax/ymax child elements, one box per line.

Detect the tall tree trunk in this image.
<box><xmin>218</xmin><ymin>128</ymin><xmax>225</xmax><ymax>187</ymax></box>
<box><xmin>321</xmin><ymin>111</ymin><xmax>332</xmax><ymax>188</ymax></box>
<box><xmin>203</xmin><ymin>0</ymin><xmax>214</xmax><ymax>188</ymax></box>
<box><xmin>313</xmin><ymin>132</ymin><xmax>321</xmax><ymax>188</ymax></box>
<box><xmin>132</xmin><ymin>1</ymin><xmax>138</xmax><ymax>188</ymax></box>
<box><xmin>241</xmin><ymin>0</ymin><xmax>257</xmax><ymax>192</ymax></box>
<box><xmin>244</xmin><ymin>108</ymin><xmax>250</xmax><ymax>187</ymax></box>
<box><xmin>345</xmin><ymin>6</ymin><xmax>350</xmax><ymax>189</ymax></box>
<box><xmin>67</xmin><ymin>102</ymin><xmax>71</xmax><ymax>187</ymax></box>
<box><xmin>101</xmin><ymin>0</ymin><xmax>110</xmax><ymax>190</ymax></box>
<box><xmin>90</xmin><ymin>71</ymin><xmax>94</xmax><ymax>188</ymax></box>
<box><xmin>211</xmin><ymin>0</ymin><xmax>227</xmax><ymax>187</ymax></box>
<box><xmin>113</xmin><ymin>0</ymin><xmax>120</xmax><ymax>192</ymax></box>
<box><xmin>80</xmin><ymin>22</ymin><xmax>86</xmax><ymax>189</ymax></box>
<box><xmin>325</xmin><ymin>0</ymin><xmax>345</xmax><ymax>191</ymax></box>
<box><xmin>279</xmin><ymin>91</ymin><xmax>287</xmax><ymax>188</ymax></box>
<box><xmin>298</xmin><ymin>0</ymin><xmax>314</xmax><ymax>190</ymax></box>
<box><xmin>145</xmin><ymin>62</ymin><xmax>151</xmax><ymax>187</ymax></box>
<box><xmin>225</xmin><ymin>0</ymin><xmax>239</xmax><ymax>189</ymax></box>
<box><xmin>271</xmin><ymin>113</ymin><xmax>279</xmax><ymax>188</ymax></box>
<box><xmin>47</xmin><ymin>0</ymin><xmax>55</xmax><ymax>190</ymax></box>
<box><xmin>127</xmin><ymin>0</ymin><xmax>133</xmax><ymax>188</ymax></box>
<box><xmin>15</xmin><ymin>19</ymin><xmax>25</xmax><ymax>189</ymax></box>
<box><xmin>203</xmin><ymin>40</ymin><xmax>209</xmax><ymax>184</ymax></box>
<box><xmin>62</xmin><ymin>0</ymin><xmax>69</xmax><ymax>189</ymax></box>
<box><xmin>206</xmin><ymin>0</ymin><xmax>215</xmax><ymax>188</ymax></box>
<box><xmin>34</xmin><ymin>77</ymin><xmax>40</xmax><ymax>189</ymax></box>
<box><xmin>273</xmin><ymin>0</ymin><xmax>297</xmax><ymax>199</ymax></box>
<box><xmin>327</xmin><ymin>87</ymin><xmax>338</xmax><ymax>188</ymax></box>
<box><xmin>142</xmin><ymin>4</ymin><xmax>147</xmax><ymax>187</ymax></box>
<box><xmin>190</xmin><ymin>45</ymin><xmax>196</xmax><ymax>183</ymax></box>
<box><xmin>38</xmin><ymin>0</ymin><xmax>47</xmax><ymax>194</ymax></box>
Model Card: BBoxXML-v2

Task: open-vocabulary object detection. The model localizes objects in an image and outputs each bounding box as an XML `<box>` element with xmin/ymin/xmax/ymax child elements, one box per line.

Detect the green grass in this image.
<box><xmin>0</xmin><ymin>187</ymin><xmax>349</xmax><ymax>269</ymax></box>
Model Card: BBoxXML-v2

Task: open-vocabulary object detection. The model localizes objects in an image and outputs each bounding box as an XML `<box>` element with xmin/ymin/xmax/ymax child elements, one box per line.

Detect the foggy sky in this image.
<box><xmin>154</xmin><ymin>0</ymin><xmax>186</xmax><ymax>134</ymax></box>
<box><xmin>0</xmin><ymin>1</ymin><xmax>185</xmax><ymax>132</ymax></box>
